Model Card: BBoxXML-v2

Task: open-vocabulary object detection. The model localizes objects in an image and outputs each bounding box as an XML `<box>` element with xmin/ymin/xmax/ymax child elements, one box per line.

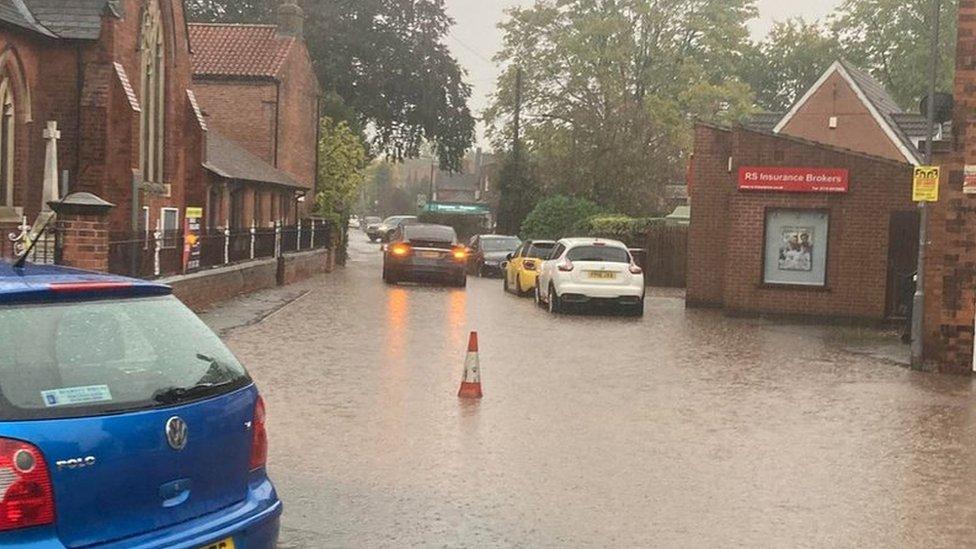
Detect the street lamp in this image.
<box><xmin>911</xmin><ymin>0</ymin><xmax>943</xmax><ymax>370</ymax></box>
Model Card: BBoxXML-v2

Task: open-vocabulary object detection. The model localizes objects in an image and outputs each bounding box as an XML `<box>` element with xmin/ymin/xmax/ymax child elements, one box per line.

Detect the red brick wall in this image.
<box><xmin>688</xmin><ymin>125</ymin><xmax>914</xmax><ymax>320</ymax></box>
<box><xmin>58</xmin><ymin>214</ymin><xmax>110</xmax><ymax>272</ymax></box>
<box><xmin>922</xmin><ymin>0</ymin><xmax>976</xmax><ymax>372</ymax></box>
<box><xmin>779</xmin><ymin>71</ymin><xmax>908</xmax><ymax>163</ymax></box>
<box><xmin>276</xmin><ymin>44</ymin><xmax>319</xmax><ymax>189</ymax></box>
<box><xmin>192</xmin><ymin>80</ymin><xmax>277</xmax><ymax>164</ymax></box>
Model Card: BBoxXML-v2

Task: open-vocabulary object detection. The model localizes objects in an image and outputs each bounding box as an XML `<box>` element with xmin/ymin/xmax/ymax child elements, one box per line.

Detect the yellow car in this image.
<box><xmin>503</xmin><ymin>240</ymin><xmax>557</xmax><ymax>296</ymax></box>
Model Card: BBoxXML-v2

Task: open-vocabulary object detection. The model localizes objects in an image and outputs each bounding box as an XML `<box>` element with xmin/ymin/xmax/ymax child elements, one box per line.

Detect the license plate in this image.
<box><xmin>420</xmin><ymin>251</ymin><xmax>442</xmax><ymax>259</ymax></box>
<box><xmin>199</xmin><ymin>538</ymin><xmax>234</xmax><ymax>549</ymax></box>
<box><xmin>588</xmin><ymin>271</ymin><xmax>616</xmax><ymax>280</ymax></box>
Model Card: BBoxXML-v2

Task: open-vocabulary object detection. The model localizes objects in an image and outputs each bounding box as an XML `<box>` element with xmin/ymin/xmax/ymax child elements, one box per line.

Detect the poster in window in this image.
<box><xmin>764</xmin><ymin>210</ymin><xmax>828</xmax><ymax>286</ymax></box>
<box><xmin>777</xmin><ymin>227</ymin><xmax>814</xmax><ymax>272</ymax></box>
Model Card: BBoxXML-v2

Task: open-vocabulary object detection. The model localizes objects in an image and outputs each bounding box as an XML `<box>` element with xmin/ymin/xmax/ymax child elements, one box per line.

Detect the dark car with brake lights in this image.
<box><xmin>467</xmin><ymin>235</ymin><xmax>521</xmax><ymax>278</ymax></box>
<box><xmin>382</xmin><ymin>224</ymin><xmax>468</xmax><ymax>287</ymax></box>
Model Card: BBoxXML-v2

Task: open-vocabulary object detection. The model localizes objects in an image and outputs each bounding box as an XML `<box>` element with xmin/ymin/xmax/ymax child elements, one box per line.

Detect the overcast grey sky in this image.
<box><xmin>444</xmin><ymin>0</ymin><xmax>843</xmax><ymax>145</ymax></box>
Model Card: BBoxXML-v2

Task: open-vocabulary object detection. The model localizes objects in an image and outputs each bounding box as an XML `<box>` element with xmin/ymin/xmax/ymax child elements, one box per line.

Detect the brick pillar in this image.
<box><xmin>49</xmin><ymin>192</ymin><xmax>115</xmax><ymax>273</ymax></box>
<box><xmin>923</xmin><ymin>1</ymin><xmax>976</xmax><ymax>373</ymax></box>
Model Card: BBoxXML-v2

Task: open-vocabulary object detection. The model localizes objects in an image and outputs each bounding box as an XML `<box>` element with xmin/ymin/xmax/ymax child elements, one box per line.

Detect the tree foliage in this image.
<box><xmin>832</xmin><ymin>0</ymin><xmax>957</xmax><ymax>108</ymax></box>
<box><xmin>315</xmin><ymin>117</ymin><xmax>368</xmax><ymax>225</ymax></box>
<box><xmin>519</xmin><ymin>196</ymin><xmax>603</xmax><ymax>240</ymax></box>
<box><xmin>186</xmin><ymin>0</ymin><xmax>475</xmax><ymax>172</ymax></box>
<box><xmin>743</xmin><ymin>19</ymin><xmax>841</xmax><ymax>112</ymax></box>
<box><xmin>486</xmin><ymin>0</ymin><xmax>757</xmax><ymax>215</ymax></box>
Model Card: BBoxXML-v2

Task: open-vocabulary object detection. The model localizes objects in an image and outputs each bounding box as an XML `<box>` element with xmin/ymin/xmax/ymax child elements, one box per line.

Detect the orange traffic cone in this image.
<box><xmin>457</xmin><ymin>331</ymin><xmax>483</xmax><ymax>399</ymax></box>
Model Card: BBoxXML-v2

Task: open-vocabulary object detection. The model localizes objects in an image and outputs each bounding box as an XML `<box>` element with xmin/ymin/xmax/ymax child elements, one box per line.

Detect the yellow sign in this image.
<box><xmin>185</xmin><ymin>207</ymin><xmax>203</xmax><ymax>218</ymax></box>
<box><xmin>912</xmin><ymin>166</ymin><xmax>940</xmax><ymax>202</ymax></box>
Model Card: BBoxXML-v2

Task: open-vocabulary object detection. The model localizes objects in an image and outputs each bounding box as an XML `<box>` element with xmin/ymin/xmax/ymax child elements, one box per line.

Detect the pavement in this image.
<box><xmin>202</xmin><ymin>232</ymin><xmax>976</xmax><ymax>548</ymax></box>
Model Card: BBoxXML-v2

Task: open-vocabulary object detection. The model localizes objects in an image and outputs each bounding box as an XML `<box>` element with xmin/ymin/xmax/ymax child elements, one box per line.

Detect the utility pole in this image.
<box><xmin>504</xmin><ymin>66</ymin><xmax>523</xmax><ymax>234</ymax></box>
<box><xmin>911</xmin><ymin>0</ymin><xmax>943</xmax><ymax>370</ymax></box>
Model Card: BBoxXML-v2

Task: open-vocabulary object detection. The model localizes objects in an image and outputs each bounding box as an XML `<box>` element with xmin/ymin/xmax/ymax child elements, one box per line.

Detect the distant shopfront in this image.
<box><xmin>687</xmin><ymin>125</ymin><xmax>917</xmax><ymax>321</ymax></box>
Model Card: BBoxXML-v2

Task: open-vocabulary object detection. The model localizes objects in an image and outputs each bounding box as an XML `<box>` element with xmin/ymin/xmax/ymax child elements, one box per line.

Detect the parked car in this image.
<box><xmin>0</xmin><ymin>260</ymin><xmax>281</xmax><ymax>548</ymax></box>
<box><xmin>383</xmin><ymin>224</ymin><xmax>468</xmax><ymax>287</ymax></box>
<box><xmin>368</xmin><ymin>215</ymin><xmax>418</xmax><ymax>243</ymax></box>
<box><xmin>536</xmin><ymin>238</ymin><xmax>645</xmax><ymax>316</ymax></box>
<box><xmin>503</xmin><ymin>239</ymin><xmax>557</xmax><ymax>296</ymax></box>
<box><xmin>362</xmin><ymin>216</ymin><xmax>381</xmax><ymax>233</ymax></box>
<box><xmin>467</xmin><ymin>234</ymin><xmax>521</xmax><ymax>277</ymax></box>
<box><xmin>348</xmin><ymin>215</ymin><xmax>360</xmax><ymax>229</ymax></box>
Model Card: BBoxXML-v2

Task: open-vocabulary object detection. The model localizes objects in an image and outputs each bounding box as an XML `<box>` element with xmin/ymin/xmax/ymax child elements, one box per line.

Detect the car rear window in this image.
<box><xmin>566</xmin><ymin>245</ymin><xmax>630</xmax><ymax>263</ymax></box>
<box><xmin>404</xmin><ymin>225</ymin><xmax>457</xmax><ymax>244</ymax></box>
<box><xmin>0</xmin><ymin>296</ymin><xmax>250</xmax><ymax>420</ymax></box>
<box><xmin>527</xmin><ymin>243</ymin><xmax>555</xmax><ymax>258</ymax></box>
<box><xmin>481</xmin><ymin>237</ymin><xmax>521</xmax><ymax>252</ymax></box>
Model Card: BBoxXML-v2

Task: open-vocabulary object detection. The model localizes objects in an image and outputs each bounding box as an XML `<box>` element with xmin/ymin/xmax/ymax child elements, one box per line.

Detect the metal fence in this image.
<box><xmin>108</xmin><ymin>219</ymin><xmax>333</xmax><ymax>280</ymax></box>
<box><xmin>2</xmin><ymin>220</ymin><xmax>60</xmax><ymax>265</ymax></box>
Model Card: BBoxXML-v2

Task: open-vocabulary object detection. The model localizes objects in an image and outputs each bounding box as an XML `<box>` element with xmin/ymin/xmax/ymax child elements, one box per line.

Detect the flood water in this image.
<box><xmin>220</xmin><ymin>232</ymin><xmax>976</xmax><ymax>548</ymax></box>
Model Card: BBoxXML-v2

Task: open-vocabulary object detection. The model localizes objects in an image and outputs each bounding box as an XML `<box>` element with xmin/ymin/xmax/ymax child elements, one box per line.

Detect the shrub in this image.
<box><xmin>519</xmin><ymin>196</ymin><xmax>603</xmax><ymax>240</ymax></box>
<box><xmin>578</xmin><ymin>215</ymin><xmax>661</xmax><ymax>247</ymax></box>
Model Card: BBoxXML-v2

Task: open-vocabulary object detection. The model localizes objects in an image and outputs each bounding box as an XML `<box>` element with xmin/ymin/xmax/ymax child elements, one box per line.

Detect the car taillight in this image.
<box><xmin>249</xmin><ymin>395</ymin><xmax>268</xmax><ymax>471</ymax></box>
<box><xmin>558</xmin><ymin>260</ymin><xmax>574</xmax><ymax>272</ymax></box>
<box><xmin>391</xmin><ymin>244</ymin><xmax>411</xmax><ymax>257</ymax></box>
<box><xmin>452</xmin><ymin>247</ymin><xmax>468</xmax><ymax>261</ymax></box>
<box><xmin>523</xmin><ymin>260</ymin><xmax>536</xmax><ymax>271</ymax></box>
<box><xmin>0</xmin><ymin>438</ymin><xmax>54</xmax><ymax>532</ymax></box>
<box><xmin>629</xmin><ymin>264</ymin><xmax>643</xmax><ymax>275</ymax></box>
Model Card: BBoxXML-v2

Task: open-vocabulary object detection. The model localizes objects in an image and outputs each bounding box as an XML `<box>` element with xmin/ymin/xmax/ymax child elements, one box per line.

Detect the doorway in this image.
<box><xmin>885</xmin><ymin>210</ymin><xmax>921</xmax><ymax>319</ymax></box>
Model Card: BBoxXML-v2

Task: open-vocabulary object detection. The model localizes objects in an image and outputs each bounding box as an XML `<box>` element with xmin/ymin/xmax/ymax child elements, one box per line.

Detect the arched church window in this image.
<box><xmin>0</xmin><ymin>77</ymin><xmax>14</xmax><ymax>207</ymax></box>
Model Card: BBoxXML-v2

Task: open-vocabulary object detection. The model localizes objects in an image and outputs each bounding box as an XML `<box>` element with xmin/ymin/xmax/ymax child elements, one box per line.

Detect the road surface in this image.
<box><xmin>211</xmin><ymin>232</ymin><xmax>976</xmax><ymax>548</ymax></box>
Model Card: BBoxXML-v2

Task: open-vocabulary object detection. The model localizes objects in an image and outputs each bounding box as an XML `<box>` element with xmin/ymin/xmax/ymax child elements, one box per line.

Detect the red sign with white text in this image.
<box><xmin>738</xmin><ymin>167</ymin><xmax>849</xmax><ymax>193</ymax></box>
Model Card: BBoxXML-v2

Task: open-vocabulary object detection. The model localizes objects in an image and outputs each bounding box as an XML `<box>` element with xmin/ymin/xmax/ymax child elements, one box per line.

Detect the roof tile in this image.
<box><xmin>189</xmin><ymin>23</ymin><xmax>295</xmax><ymax>80</ymax></box>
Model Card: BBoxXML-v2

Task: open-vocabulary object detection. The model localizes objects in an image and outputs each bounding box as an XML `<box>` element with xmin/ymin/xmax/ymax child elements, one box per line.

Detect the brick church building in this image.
<box><xmin>0</xmin><ymin>0</ymin><xmax>320</xmax><ymax>247</ymax></box>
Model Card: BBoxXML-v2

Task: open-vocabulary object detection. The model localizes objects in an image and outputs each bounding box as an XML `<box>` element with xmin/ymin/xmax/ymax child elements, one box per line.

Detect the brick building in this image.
<box><xmin>188</xmin><ymin>0</ymin><xmax>321</xmax><ymax>230</ymax></box>
<box><xmin>920</xmin><ymin>1</ymin><xmax>976</xmax><ymax>373</ymax></box>
<box><xmin>687</xmin><ymin>125</ymin><xmax>916</xmax><ymax>321</ymax></box>
<box><xmin>0</xmin><ymin>0</ymin><xmax>205</xmax><ymax>238</ymax></box>
<box><xmin>745</xmin><ymin>60</ymin><xmax>941</xmax><ymax>165</ymax></box>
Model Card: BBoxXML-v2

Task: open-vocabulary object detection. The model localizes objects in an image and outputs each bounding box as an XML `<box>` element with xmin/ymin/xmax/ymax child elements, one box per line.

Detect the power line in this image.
<box><xmin>448</xmin><ymin>32</ymin><xmax>494</xmax><ymax>64</ymax></box>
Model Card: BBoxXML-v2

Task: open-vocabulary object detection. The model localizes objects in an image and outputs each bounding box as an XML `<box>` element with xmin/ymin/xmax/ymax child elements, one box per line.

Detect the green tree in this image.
<box><xmin>831</xmin><ymin>0</ymin><xmax>957</xmax><ymax>107</ymax></box>
<box><xmin>486</xmin><ymin>0</ymin><xmax>756</xmax><ymax>215</ymax></box>
<box><xmin>315</xmin><ymin>117</ymin><xmax>368</xmax><ymax>225</ymax></box>
<box><xmin>494</xmin><ymin>152</ymin><xmax>540</xmax><ymax>235</ymax></box>
<box><xmin>520</xmin><ymin>196</ymin><xmax>603</xmax><ymax>240</ymax></box>
<box><xmin>742</xmin><ymin>19</ymin><xmax>841</xmax><ymax>112</ymax></box>
<box><xmin>186</xmin><ymin>0</ymin><xmax>476</xmax><ymax>172</ymax></box>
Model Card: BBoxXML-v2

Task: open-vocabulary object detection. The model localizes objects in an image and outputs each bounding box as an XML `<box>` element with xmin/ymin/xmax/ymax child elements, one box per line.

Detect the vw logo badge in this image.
<box><xmin>165</xmin><ymin>416</ymin><xmax>188</xmax><ymax>451</ymax></box>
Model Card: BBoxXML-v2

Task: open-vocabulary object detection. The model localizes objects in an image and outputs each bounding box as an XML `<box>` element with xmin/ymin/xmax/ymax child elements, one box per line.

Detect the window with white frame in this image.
<box><xmin>161</xmin><ymin>207</ymin><xmax>179</xmax><ymax>249</ymax></box>
<box><xmin>140</xmin><ymin>0</ymin><xmax>165</xmax><ymax>184</ymax></box>
<box><xmin>0</xmin><ymin>76</ymin><xmax>15</xmax><ymax>207</ymax></box>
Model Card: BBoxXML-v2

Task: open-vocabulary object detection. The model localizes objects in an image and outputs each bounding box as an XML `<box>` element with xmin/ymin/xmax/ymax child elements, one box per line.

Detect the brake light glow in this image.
<box><xmin>249</xmin><ymin>395</ymin><xmax>268</xmax><ymax>471</ymax></box>
<box><xmin>48</xmin><ymin>282</ymin><xmax>133</xmax><ymax>293</ymax></box>
<box><xmin>391</xmin><ymin>244</ymin><xmax>411</xmax><ymax>257</ymax></box>
<box><xmin>0</xmin><ymin>438</ymin><xmax>54</xmax><ymax>532</ymax></box>
<box><xmin>558</xmin><ymin>260</ymin><xmax>574</xmax><ymax>272</ymax></box>
<box><xmin>523</xmin><ymin>260</ymin><xmax>536</xmax><ymax>271</ymax></box>
<box><xmin>629</xmin><ymin>264</ymin><xmax>643</xmax><ymax>275</ymax></box>
<box><xmin>452</xmin><ymin>247</ymin><xmax>468</xmax><ymax>260</ymax></box>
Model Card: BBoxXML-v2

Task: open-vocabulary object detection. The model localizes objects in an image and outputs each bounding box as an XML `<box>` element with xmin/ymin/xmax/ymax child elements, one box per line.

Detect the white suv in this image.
<box><xmin>536</xmin><ymin>238</ymin><xmax>645</xmax><ymax>316</ymax></box>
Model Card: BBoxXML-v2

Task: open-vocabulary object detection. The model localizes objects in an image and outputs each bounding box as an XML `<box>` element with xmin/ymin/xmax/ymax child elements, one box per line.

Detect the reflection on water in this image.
<box><xmin>224</xmin><ymin>234</ymin><xmax>976</xmax><ymax>548</ymax></box>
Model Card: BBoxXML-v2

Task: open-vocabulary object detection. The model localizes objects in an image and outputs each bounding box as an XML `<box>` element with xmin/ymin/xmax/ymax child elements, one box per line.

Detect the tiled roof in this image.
<box><xmin>189</xmin><ymin>23</ymin><xmax>296</xmax><ymax>80</ymax></box>
<box><xmin>838</xmin><ymin>60</ymin><xmax>921</xmax><ymax>163</ymax></box>
<box><xmin>0</xmin><ymin>0</ymin><xmax>118</xmax><ymax>39</ymax></box>
<box><xmin>743</xmin><ymin>111</ymin><xmax>784</xmax><ymax>133</ymax></box>
<box><xmin>205</xmin><ymin>131</ymin><xmax>308</xmax><ymax>190</ymax></box>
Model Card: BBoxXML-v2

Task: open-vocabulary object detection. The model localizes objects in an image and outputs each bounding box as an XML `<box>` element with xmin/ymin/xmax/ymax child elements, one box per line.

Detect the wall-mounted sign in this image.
<box><xmin>738</xmin><ymin>167</ymin><xmax>849</xmax><ymax>193</ymax></box>
<box><xmin>964</xmin><ymin>166</ymin><xmax>976</xmax><ymax>195</ymax></box>
<box><xmin>912</xmin><ymin>166</ymin><xmax>940</xmax><ymax>202</ymax></box>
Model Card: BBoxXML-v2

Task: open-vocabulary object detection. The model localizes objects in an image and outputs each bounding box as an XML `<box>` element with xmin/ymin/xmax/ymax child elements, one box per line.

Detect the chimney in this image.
<box><xmin>277</xmin><ymin>0</ymin><xmax>304</xmax><ymax>38</ymax></box>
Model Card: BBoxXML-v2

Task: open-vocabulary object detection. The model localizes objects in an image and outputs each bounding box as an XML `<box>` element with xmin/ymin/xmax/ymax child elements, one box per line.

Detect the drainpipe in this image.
<box><xmin>274</xmin><ymin>81</ymin><xmax>281</xmax><ymax>168</ymax></box>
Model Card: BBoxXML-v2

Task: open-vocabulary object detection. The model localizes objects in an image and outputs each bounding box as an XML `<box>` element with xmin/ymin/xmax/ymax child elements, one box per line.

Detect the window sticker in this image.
<box><xmin>41</xmin><ymin>385</ymin><xmax>113</xmax><ymax>407</ymax></box>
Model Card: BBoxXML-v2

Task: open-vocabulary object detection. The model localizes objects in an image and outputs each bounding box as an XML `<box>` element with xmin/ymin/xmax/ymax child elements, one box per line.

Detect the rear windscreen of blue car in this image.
<box><xmin>0</xmin><ymin>296</ymin><xmax>250</xmax><ymax>420</ymax></box>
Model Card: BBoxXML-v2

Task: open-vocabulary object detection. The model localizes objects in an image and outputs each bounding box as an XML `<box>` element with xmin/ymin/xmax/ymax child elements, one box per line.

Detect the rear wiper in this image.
<box><xmin>152</xmin><ymin>354</ymin><xmax>238</xmax><ymax>405</ymax></box>
<box><xmin>152</xmin><ymin>379</ymin><xmax>237</xmax><ymax>405</ymax></box>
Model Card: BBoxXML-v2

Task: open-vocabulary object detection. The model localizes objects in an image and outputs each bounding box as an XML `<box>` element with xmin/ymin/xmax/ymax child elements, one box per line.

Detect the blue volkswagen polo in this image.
<box><xmin>0</xmin><ymin>260</ymin><xmax>281</xmax><ymax>548</ymax></box>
